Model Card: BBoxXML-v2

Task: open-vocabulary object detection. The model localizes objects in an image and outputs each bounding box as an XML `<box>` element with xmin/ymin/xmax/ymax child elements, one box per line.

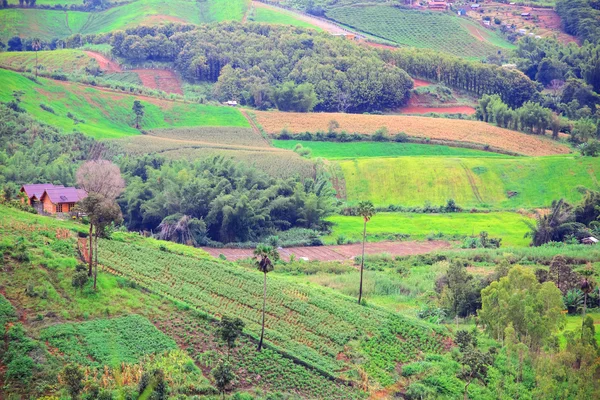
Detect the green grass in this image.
<box><xmin>338</xmin><ymin>156</ymin><xmax>600</xmax><ymax>209</ymax></box>
<box><xmin>560</xmin><ymin>312</ymin><xmax>600</xmax><ymax>348</ymax></box>
<box><xmin>41</xmin><ymin>315</ymin><xmax>177</xmax><ymax>367</ymax></box>
<box><xmin>272</xmin><ymin>140</ymin><xmax>506</xmax><ymax>159</ymax></box>
<box><xmin>0</xmin><ymin>49</ymin><xmax>96</xmax><ymax>73</ymax></box>
<box><xmin>251</xmin><ymin>6</ymin><xmax>322</xmax><ymax>30</ymax></box>
<box><xmin>0</xmin><ymin>0</ymin><xmax>249</xmax><ymax>40</ymax></box>
<box><xmin>326</xmin><ymin>6</ymin><xmax>514</xmax><ymax>59</ymax></box>
<box><xmin>325</xmin><ymin>212</ymin><xmax>533</xmax><ymax>247</ymax></box>
<box><xmin>0</xmin><ymin>68</ymin><xmax>249</xmax><ymax>139</ymax></box>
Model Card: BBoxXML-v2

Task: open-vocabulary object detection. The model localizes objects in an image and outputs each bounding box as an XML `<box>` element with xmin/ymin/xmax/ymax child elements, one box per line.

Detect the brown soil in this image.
<box><xmin>462</xmin><ymin>22</ymin><xmax>486</xmax><ymax>42</ymax></box>
<box><xmin>400</xmin><ymin>105</ymin><xmax>477</xmax><ymax>115</ymax></box>
<box><xmin>131</xmin><ymin>69</ymin><xmax>183</xmax><ymax>95</ymax></box>
<box><xmin>412</xmin><ymin>78</ymin><xmax>432</xmax><ymax>88</ymax></box>
<box><xmin>201</xmin><ymin>240</ymin><xmax>452</xmax><ymax>262</ymax></box>
<box><xmin>84</xmin><ymin>51</ymin><xmax>122</xmax><ymax>73</ymax></box>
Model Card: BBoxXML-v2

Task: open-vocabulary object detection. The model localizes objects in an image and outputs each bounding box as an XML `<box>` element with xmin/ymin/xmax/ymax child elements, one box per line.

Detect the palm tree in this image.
<box><xmin>254</xmin><ymin>244</ymin><xmax>278</xmax><ymax>351</ymax></box>
<box><xmin>357</xmin><ymin>201</ymin><xmax>375</xmax><ymax>305</ymax></box>
<box><xmin>31</xmin><ymin>38</ymin><xmax>41</xmax><ymax>78</ymax></box>
<box><xmin>524</xmin><ymin>199</ymin><xmax>575</xmax><ymax>246</ymax></box>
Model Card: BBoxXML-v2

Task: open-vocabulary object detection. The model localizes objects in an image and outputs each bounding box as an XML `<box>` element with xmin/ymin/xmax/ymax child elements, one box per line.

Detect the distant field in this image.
<box><xmin>0</xmin><ymin>69</ymin><xmax>248</xmax><ymax>139</ymax></box>
<box><xmin>251</xmin><ymin>6</ymin><xmax>322</xmax><ymax>30</ymax></box>
<box><xmin>148</xmin><ymin>126</ymin><xmax>269</xmax><ymax>147</ymax></box>
<box><xmin>0</xmin><ymin>50</ymin><xmax>96</xmax><ymax>73</ymax></box>
<box><xmin>326</xmin><ymin>6</ymin><xmax>514</xmax><ymax>59</ymax></box>
<box><xmin>253</xmin><ymin>111</ymin><xmax>571</xmax><ymax>156</ymax></box>
<box><xmin>0</xmin><ymin>0</ymin><xmax>249</xmax><ymax>40</ymax></box>
<box><xmin>273</xmin><ymin>140</ymin><xmax>505</xmax><ymax>158</ymax></box>
<box><xmin>325</xmin><ymin>212</ymin><xmax>532</xmax><ymax>247</ymax></box>
<box><xmin>337</xmin><ymin>156</ymin><xmax>600</xmax><ymax>209</ymax></box>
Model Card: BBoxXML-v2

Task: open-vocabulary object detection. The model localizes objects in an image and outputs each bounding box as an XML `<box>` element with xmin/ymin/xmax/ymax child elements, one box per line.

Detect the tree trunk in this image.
<box><xmin>258</xmin><ymin>272</ymin><xmax>266</xmax><ymax>351</ymax></box>
<box><xmin>464</xmin><ymin>380</ymin><xmax>471</xmax><ymax>400</ymax></box>
<box><xmin>88</xmin><ymin>223</ymin><xmax>93</xmax><ymax>276</ymax></box>
<box><xmin>358</xmin><ymin>219</ymin><xmax>366</xmax><ymax>305</ymax></box>
<box><xmin>93</xmin><ymin>228</ymin><xmax>99</xmax><ymax>290</ymax></box>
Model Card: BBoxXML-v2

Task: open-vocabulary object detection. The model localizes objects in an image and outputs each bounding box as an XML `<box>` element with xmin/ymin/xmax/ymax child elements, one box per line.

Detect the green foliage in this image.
<box><xmin>212</xmin><ymin>361</ymin><xmax>234</xmax><ymax>397</ymax></box>
<box><xmin>61</xmin><ymin>364</ymin><xmax>84</xmax><ymax>400</ymax></box>
<box><xmin>218</xmin><ymin>316</ymin><xmax>245</xmax><ymax>355</ymax></box>
<box><xmin>0</xmin><ymin>293</ymin><xmax>17</xmax><ymax>329</ymax></box>
<box><xmin>272</xmin><ymin>81</ymin><xmax>318</xmax><ymax>112</ymax></box>
<box><xmin>436</xmin><ymin>260</ymin><xmax>482</xmax><ymax>318</ymax></box>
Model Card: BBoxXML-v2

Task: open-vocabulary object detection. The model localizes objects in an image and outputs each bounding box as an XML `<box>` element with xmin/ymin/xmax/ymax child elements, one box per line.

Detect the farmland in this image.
<box><xmin>250</xmin><ymin>4</ymin><xmax>322</xmax><ymax>30</ymax></box>
<box><xmin>254</xmin><ymin>110</ymin><xmax>572</xmax><ymax>156</ymax></box>
<box><xmin>98</xmin><ymin>238</ymin><xmax>449</xmax><ymax>387</ymax></box>
<box><xmin>337</xmin><ymin>155</ymin><xmax>600</xmax><ymax>209</ymax></box>
<box><xmin>324</xmin><ymin>212</ymin><xmax>533</xmax><ymax>247</ymax></box>
<box><xmin>0</xmin><ymin>68</ymin><xmax>248</xmax><ymax>139</ymax></box>
<box><xmin>0</xmin><ymin>50</ymin><xmax>98</xmax><ymax>74</ymax></box>
<box><xmin>326</xmin><ymin>6</ymin><xmax>514</xmax><ymax>59</ymax></box>
<box><xmin>0</xmin><ymin>0</ymin><xmax>250</xmax><ymax>41</ymax></box>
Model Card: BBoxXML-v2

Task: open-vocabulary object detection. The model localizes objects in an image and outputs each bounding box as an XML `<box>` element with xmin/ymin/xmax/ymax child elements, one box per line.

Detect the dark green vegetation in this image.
<box><xmin>556</xmin><ymin>0</ymin><xmax>600</xmax><ymax>44</ymax></box>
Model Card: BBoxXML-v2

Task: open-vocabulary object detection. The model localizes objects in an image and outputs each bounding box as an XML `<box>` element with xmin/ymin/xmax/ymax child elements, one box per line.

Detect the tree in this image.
<box><xmin>7</xmin><ymin>36</ymin><xmax>22</xmax><ymax>52</ymax></box>
<box><xmin>525</xmin><ymin>199</ymin><xmax>576</xmax><ymax>246</ymax></box>
<box><xmin>71</xmin><ymin>270</ymin><xmax>88</xmax><ymax>292</ymax></box>
<box><xmin>479</xmin><ymin>266</ymin><xmax>565</xmax><ymax>349</ymax></box>
<box><xmin>254</xmin><ymin>244</ymin><xmax>278</xmax><ymax>351</ymax></box>
<box><xmin>212</xmin><ymin>360</ymin><xmax>234</xmax><ymax>400</ymax></box>
<box><xmin>454</xmin><ymin>330</ymin><xmax>493</xmax><ymax>400</ymax></box>
<box><xmin>132</xmin><ymin>100</ymin><xmax>145</xmax><ymax>129</ymax></box>
<box><xmin>272</xmin><ymin>81</ymin><xmax>318</xmax><ymax>112</ymax></box>
<box><xmin>138</xmin><ymin>369</ymin><xmax>167</xmax><ymax>400</ymax></box>
<box><xmin>438</xmin><ymin>260</ymin><xmax>482</xmax><ymax>317</ymax></box>
<box><xmin>31</xmin><ymin>38</ymin><xmax>41</xmax><ymax>78</ymax></box>
<box><xmin>217</xmin><ymin>316</ymin><xmax>245</xmax><ymax>360</ymax></box>
<box><xmin>573</xmin><ymin>118</ymin><xmax>598</xmax><ymax>143</ymax></box>
<box><xmin>76</xmin><ymin>160</ymin><xmax>125</xmax><ymax>278</ymax></box>
<box><xmin>548</xmin><ymin>255</ymin><xmax>581</xmax><ymax>295</ymax></box>
<box><xmin>356</xmin><ymin>201</ymin><xmax>375</xmax><ymax>305</ymax></box>
<box><xmin>61</xmin><ymin>364</ymin><xmax>84</xmax><ymax>399</ymax></box>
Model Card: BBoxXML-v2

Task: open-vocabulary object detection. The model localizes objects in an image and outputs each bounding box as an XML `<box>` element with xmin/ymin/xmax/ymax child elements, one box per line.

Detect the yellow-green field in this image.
<box><xmin>338</xmin><ymin>156</ymin><xmax>600</xmax><ymax>209</ymax></box>
<box><xmin>325</xmin><ymin>212</ymin><xmax>533</xmax><ymax>247</ymax></box>
<box><xmin>250</xmin><ymin>6</ymin><xmax>321</xmax><ymax>30</ymax></box>
<box><xmin>0</xmin><ymin>50</ymin><xmax>96</xmax><ymax>73</ymax></box>
<box><xmin>0</xmin><ymin>68</ymin><xmax>249</xmax><ymax>139</ymax></box>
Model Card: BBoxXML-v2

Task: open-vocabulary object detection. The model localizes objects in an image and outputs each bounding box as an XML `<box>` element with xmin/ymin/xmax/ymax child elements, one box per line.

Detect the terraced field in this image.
<box><xmin>326</xmin><ymin>6</ymin><xmax>514</xmax><ymax>59</ymax></box>
<box><xmin>0</xmin><ymin>49</ymin><xmax>97</xmax><ymax>73</ymax></box>
<box><xmin>337</xmin><ymin>156</ymin><xmax>600</xmax><ymax>209</ymax></box>
<box><xmin>0</xmin><ymin>69</ymin><xmax>248</xmax><ymax>139</ymax></box>
<box><xmin>0</xmin><ymin>0</ymin><xmax>249</xmax><ymax>40</ymax></box>
<box><xmin>254</xmin><ymin>111</ymin><xmax>571</xmax><ymax>156</ymax></box>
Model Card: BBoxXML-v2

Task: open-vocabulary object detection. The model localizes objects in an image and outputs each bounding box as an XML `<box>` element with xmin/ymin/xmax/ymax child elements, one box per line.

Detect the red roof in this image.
<box><xmin>41</xmin><ymin>187</ymin><xmax>87</xmax><ymax>204</ymax></box>
<box><xmin>21</xmin><ymin>184</ymin><xmax>65</xmax><ymax>199</ymax></box>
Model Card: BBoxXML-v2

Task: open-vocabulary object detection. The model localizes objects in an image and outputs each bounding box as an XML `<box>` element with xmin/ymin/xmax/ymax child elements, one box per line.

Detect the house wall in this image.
<box><xmin>42</xmin><ymin>196</ymin><xmax>56</xmax><ymax>214</ymax></box>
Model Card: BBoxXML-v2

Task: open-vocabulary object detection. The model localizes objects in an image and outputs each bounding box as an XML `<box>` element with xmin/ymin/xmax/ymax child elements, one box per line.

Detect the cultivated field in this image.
<box><xmin>0</xmin><ymin>50</ymin><xmax>97</xmax><ymax>73</ymax></box>
<box><xmin>337</xmin><ymin>156</ymin><xmax>600</xmax><ymax>209</ymax></box>
<box><xmin>325</xmin><ymin>211</ymin><xmax>533</xmax><ymax>247</ymax></box>
<box><xmin>273</xmin><ymin>140</ymin><xmax>504</xmax><ymax>158</ymax></box>
<box><xmin>0</xmin><ymin>0</ymin><xmax>250</xmax><ymax>41</ymax></box>
<box><xmin>254</xmin><ymin>111</ymin><xmax>572</xmax><ymax>156</ymax></box>
<box><xmin>250</xmin><ymin>3</ymin><xmax>322</xmax><ymax>30</ymax></box>
<box><xmin>326</xmin><ymin>6</ymin><xmax>514</xmax><ymax>59</ymax></box>
<box><xmin>0</xmin><ymin>69</ymin><xmax>248</xmax><ymax>139</ymax></box>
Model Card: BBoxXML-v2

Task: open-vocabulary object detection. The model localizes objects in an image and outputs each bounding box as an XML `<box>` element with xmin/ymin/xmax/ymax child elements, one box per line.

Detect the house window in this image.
<box><xmin>57</xmin><ymin>204</ymin><xmax>64</xmax><ymax>213</ymax></box>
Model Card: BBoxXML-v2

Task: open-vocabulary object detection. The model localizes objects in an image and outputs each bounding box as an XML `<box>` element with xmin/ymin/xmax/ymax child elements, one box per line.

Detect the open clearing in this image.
<box><xmin>250</xmin><ymin>1</ymin><xmax>322</xmax><ymax>30</ymax></box>
<box><xmin>337</xmin><ymin>156</ymin><xmax>600</xmax><ymax>209</ymax></box>
<box><xmin>201</xmin><ymin>240</ymin><xmax>451</xmax><ymax>261</ymax></box>
<box><xmin>254</xmin><ymin>111</ymin><xmax>571</xmax><ymax>156</ymax></box>
<box><xmin>0</xmin><ymin>68</ymin><xmax>248</xmax><ymax>139</ymax></box>
<box><xmin>325</xmin><ymin>211</ymin><xmax>533</xmax><ymax>247</ymax></box>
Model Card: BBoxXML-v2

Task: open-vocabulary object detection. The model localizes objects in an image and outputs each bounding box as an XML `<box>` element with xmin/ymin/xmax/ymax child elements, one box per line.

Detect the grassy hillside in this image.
<box><xmin>250</xmin><ymin>5</ymin><xmax>322</xmax><ymax>30</ymax></box>
<box><xmin>0</xmin><ymin>49</ymin><xmax>97</xmax><ymax>73</ymax></box>
<box><xmin>253</xmin><ymin>111</ymin><xmax>571</xmax><ymax>156</ymax></box>
<box><xmin>0</xmin><ymin>0</ymin><xmax>249</xmax><ymax>40</ymax></box>
<box><xmin>325</xmin><ymin>212</ymin><xmax>532</xmax><ymax>247</ymax></box>
<box><xmin>338</xmin><ymin>155</ymin><xmax>600</xmax><ymax>209</ymax></box>
<box><xmin>326</xmin><ymin>6</ymin><xmax>514</xmax><ymax>59</ymax></box>
<box><xmin>0</xmin><ymin>68</ymin><xmax>248</xmax><ymax>139</ymax></box>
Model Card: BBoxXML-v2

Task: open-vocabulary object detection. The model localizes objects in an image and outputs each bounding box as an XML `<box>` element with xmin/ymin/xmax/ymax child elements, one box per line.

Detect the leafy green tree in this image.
<box><xmin>218</xmin><ymin>316</ymin><xmax>245</xmax><ymax>360</ymax></box>
<box><xmin>438</xmin><ymin>260</ymin><xmax>481</xmax><ymax>317</ymax></box>
<box><xmin>138</xmin><ymin>369</ymin><xmax>167</xmax><ymax>400</ymax></box>
<box><xmin>272</xmin><ymin>81</ymin><xmax>318</xmax><ymax>112</ymax></box>
<box><xmin>479</xmin><ymin>266</ymin><xmax>565</xmax><ymax>349</ymax></box>
<box><xmin>132</xmin><ymin>100</ymin><xmax>145</xmax><ymax>129</ymax></box>
<box><xmin>254</xmin><ymin>244</ymin><xmax>278</xmax><ymax>351</ymax></box>
<box><xmin>61</xmin><ymin>364</ymin><xmax>84</xmax><ymax>399</ymax></box>
<box><xmin>548</xmin><ymin>255</ymin><xmax>581</xmax><ymax>295</ymax></box>
<box><xmin>71</xmin><ymin>270</ymin><xmax>88</xmax><ymax>292</ymax></box>
<box><xmin>573</xmin><ymin>118</ymin><xmax>598</xmax><ymax>143</ymax></box>
<box><xmin>525</xmin><ymin>199</ymin><xmax>577</xmax><ymax>246</ymax></box>
<box><xmin>212</xmin><ymin>361</ymin><xmax>234</xmax><ymax>400</ymax></box>
<box><xmin>454</xmin><ymin>330</ymin><xmax>493</xmax><ymax>400</ymax></box>
<box><xmin>356</xmin><ymin>201</ymin><xmax>375</xmax><ymax>305</ymax></box>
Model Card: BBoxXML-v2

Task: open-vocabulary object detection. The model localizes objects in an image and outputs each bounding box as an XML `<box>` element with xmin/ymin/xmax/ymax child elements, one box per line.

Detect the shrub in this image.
<box><xmin>372</xmin><ymin>127</ymin><xmax>389</xmax><ymax>142</ymax></box>
<box><xmin>6</xmin><ymin>356</ymin><xmax>34</xmax><ymax>383</ymax></box>
<box><xmin>394</xmin><ymin>132</ymin><xmax>409</xmax><ymax>142</ymax></box>
<box><xmin>39</xmin><ymin>103</ymin><xmax>55</xmax><ymax>114</ymax></box>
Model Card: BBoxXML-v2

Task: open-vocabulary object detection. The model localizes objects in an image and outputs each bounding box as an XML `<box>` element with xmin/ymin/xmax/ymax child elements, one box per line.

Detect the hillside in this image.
<box><xmin>254</xmin><ymin>110</ymin><xmax>571</xmax><ymax>156</ymax></box>
<box><xmin>0</xmin><ymin>0</ymin><xmax>249</xmax><ymax>40</ymax></box>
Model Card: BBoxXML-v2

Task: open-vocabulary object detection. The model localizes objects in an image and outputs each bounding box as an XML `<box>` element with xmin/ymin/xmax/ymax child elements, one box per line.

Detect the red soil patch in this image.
<box><xmin>131</xmin><ymin>69</ymin><xmax>183</xmax><ymax>95</ymax></box>
<box><xmin>400</xmin><ymin>105</ymin><xmax>476</xmax><ymax>115</ymax></box>
<box><xmin>463</xmin><ymin>23</ymin><xmax>486</xmax><ymax>42</ymax></box>
<box><xmin>84</xmin><ymin>51</ymin><xmax>122</xmax><ymax>73</ymax></box>
<box><xmin>412</xmin><ymin>78</ymin><xmax>432</xmax><ymax>88</ymax></box>
<box><xmin>201</xmin><ymin>240</ymin><xmax>452</xmax><ymax>262</ymax></box>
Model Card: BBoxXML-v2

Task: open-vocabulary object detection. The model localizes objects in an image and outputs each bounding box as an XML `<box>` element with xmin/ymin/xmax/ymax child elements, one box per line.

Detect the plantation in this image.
<box><xmin>325</xmin><ymin>212</ymin><xmax>532</xmax><ymax>247</ymax></box>
<box><xmin>0</xmin><ymin>68</ymin><xmax>249</xmax><ymax>139</ymax></box>
<box><xmin>0</xmin><ymin>0</ymin><xmax>250</xmax><ymax>41</ymax></box>
<box><xmin>147</xmin><ymin>126</ymin><xmax>270</xmax><ymax>148</ymax></box>
<box><xmin>337</xmin><ymin>155</ymin><xmax>600</xmax><ymax>209</ymax></box>
<box><xmin>97</xmin><ymin>238</ymin><xmax>449</xmax><ymax>386</ymax></box>
<box><xmin>0</xmin><ymin>50</ymin><xmax>98</xmax><ymax>74</ymax></box>
<box><xmin>326</xmin><ymin>6</ymin><xmax>514</xmax><ymax>59</ymax></box>
<box><xmin>253</xmin><ymin>111</ymin><xmax>571</xmax><ymax>156</ymax></box>
<box><xmin>273</xmin><ymin>140</ymin><xmax>505</xmax><ymax>158</ymax></box>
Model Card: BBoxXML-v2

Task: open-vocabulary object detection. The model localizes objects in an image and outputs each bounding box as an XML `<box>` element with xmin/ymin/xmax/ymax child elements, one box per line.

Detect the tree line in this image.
<box><xmin>556</xmin><ymin>0</ymin><xmax>600</xmax><ymax>45</ymax></box>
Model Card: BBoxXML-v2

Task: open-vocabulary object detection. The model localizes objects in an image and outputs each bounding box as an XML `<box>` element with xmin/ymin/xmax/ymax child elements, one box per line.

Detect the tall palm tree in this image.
<box><xmin>357</xmin><ymin>201</ymin><xmax>375</xmax><ymax>305</ymax></box>
<box><xmin>524</xmin><ymin>199</ymin><xmax>575</xmax><ymax>246</ymax></box>
<box><xmin>31</xmin><ymin>38</ymin><xmax>41</xmax><ymax>78</ymax></box>
<box><xmin>254</xmin><ymin>244</ymin><xmax>278</xmax><ymax>351</ymax></box>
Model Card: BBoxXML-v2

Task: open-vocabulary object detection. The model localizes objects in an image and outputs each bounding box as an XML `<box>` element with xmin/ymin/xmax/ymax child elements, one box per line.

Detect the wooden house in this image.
<box><xmin>20</xmin><ymin>184</ymin><xmax>65</xmax><ymax>212</ymax></box>
<box><xmin>39</xmin><ymin>187</ymin><xmax>87</xmax><ymax>214</ymax></box>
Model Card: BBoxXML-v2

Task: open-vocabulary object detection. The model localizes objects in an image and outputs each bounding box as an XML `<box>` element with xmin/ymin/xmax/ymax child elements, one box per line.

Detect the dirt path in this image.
<box><xmin>460</xmin><ymin>162</ymin><xmax>483</xmax><ymax>203</ymax></box>
<box><xmin>240</xmin><ymin>109</ymin><xmax>270</xmax><ymax>146</ymax></box>
<box><xmin>84</xmin><ymin>51</ymin><xmax>122</xmax><ymax>72</ymax></box>
<box><xmin>412</xmin><ymin>78</ymin><xmax>433</xmax><ymax>88</ymax></box>
<box><xmin>202</xmin><ymin>240</ymin><xmax>452</xmax><ymax>262</ymax></box>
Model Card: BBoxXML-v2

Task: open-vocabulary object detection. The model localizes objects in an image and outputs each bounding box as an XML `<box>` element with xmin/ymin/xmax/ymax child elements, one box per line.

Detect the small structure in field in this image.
<box><xmin>470</xmin><ymin>3</ymin><xmax>481</xmax><ymax>9</ymax></box>
<box><xmin>20</xmin><ymin>184</ymin><xmax>87</xmax><ymax>214</ymax></box>
<box><xmin>457</xmin><ymin>8</ymin><xmax>467</xmax><ymax>16</ymax></box>
<box><xmin>428</xmin><ymin>1</ymin><xmax>448</xmax><ymax>10</ymax></box>
<box><xmin>582</xmin><ymin>237</ymin><xmax>598</xmax><ymax>245</ymax></box>
<box><xmin>224</xmin><ymin>100</ymin><xmax>238</xmax><ymax>107</ymax></box>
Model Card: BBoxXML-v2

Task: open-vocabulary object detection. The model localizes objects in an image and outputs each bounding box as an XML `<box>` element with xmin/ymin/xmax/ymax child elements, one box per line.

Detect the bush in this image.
<box><xmin>372</xmin><ymin>127</ymin><xmax>389</xmax><ymax>142</ymax></box>
<box><xmin>394</xmin><ymin>132</ymin><xmax>409</xmax><ymax>142</ymax></box>
<box><xmin>39</xmin><ymin>103</ymin><xmax>55</xmax><ymax>114</ymax></box>
<box><xmin>6</xmin><ymin>356</ymin><xmax>34</xmax><ymax>384</ymax></box>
